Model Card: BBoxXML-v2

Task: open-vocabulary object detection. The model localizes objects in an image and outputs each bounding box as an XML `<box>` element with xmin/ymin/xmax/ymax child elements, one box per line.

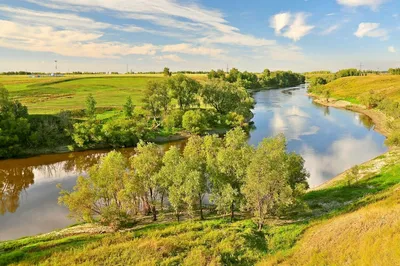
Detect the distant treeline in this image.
<box><xmin>389</xmin><ymin>68</ymin><xmax>400</xmax><ymax>75</ymax></box>
<box><xmin>208</xmin><ymin>68</ymin><xmax>305</xmax><ymax>90</ymax></box>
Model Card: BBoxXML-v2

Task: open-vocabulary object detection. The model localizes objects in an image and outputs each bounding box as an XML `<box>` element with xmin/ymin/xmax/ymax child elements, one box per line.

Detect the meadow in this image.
<box><xmin>1</xmin><ymin>149</ymin><xmax>399</xmax><ymax>266</ymax></box>
<box><xmin>0</xmin><ymin>74</ymin><xmax>207</xmax><ymax>115</ymax></box>
<box><xmin>323</xmin><ymin>75</ymin><xmax>400</xmax><ymax>103</ymax></box>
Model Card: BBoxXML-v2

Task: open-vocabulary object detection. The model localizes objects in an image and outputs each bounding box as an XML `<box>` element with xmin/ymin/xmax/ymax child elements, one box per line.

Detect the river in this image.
<box><xmin>0</xmin><ymin>84</ymin><xmax>387</xmax><ymax>241</ymax></box>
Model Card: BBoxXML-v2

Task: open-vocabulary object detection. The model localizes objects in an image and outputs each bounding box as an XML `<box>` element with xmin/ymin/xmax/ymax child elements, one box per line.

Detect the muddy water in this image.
<box><xmin>0</xmin><ymin>84</ymin><xmax>387</xmax><ymax>240</ymax></box>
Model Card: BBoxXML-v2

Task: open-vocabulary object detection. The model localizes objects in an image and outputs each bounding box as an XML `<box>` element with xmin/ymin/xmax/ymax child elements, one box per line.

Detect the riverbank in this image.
<box><xmin>309</xmin><ymin>93</ymin><xmax>395</xmax><ymax>190</ymax></box>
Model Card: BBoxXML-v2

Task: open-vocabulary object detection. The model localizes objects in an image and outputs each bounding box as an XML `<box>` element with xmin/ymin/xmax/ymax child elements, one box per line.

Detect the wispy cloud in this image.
<box><xmin>388</xmin><ymin>46</ymin><xmax>397</xmax><ymax>53</ymax></box>
<box><xmin>354</xmin><ymin>23</ymin><xmax>388</xmax><ymax>40</ymax></box>
<box><xmin>321</xmin><ymin>24</ymin><xmax>340</xmax><ymax>35</ymax></box>
<box><xmin>155</xmin><ymin>54</ymin><xmax>185</xmax><ymax>62</ymax></box>
<box><xmin>270</xmin><ymin>12</ymin><xmax>314</xmax><ymax>41</ymax></box>
<box><xmin>162</xmin><ymin>43</ymin><xmax>224</xmax><ymax>56</ymax></box>
<box><xmin>337</xmin><ymin>0</ymin><xmax>387</xmax><ymax>10</ymax></box>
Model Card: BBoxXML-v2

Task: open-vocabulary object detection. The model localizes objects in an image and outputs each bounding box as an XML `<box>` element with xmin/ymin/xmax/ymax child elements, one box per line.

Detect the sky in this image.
<box><xmin>0</xmin><ymin>0</ymin><xmax>399</xmax><ymax>73</ymax></box>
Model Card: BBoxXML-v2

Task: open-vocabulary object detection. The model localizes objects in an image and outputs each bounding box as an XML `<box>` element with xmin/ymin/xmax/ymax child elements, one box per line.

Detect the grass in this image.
<box><xmin>323</xmin><ymin>75</ymin><xmax>400</xmax><ymax>103</ymax></box>
<box><xmin>1</xmin><ymin>74</ymin><xmax>207</xmax><ymax>115</ymax></box>
<box><xmin>1</xmin><ymin>149</ymin><xmax>399</xmax><ymax>266</ymax></box>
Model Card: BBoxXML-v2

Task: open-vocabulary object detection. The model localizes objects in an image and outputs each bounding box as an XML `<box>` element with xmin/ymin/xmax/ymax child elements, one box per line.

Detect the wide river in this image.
<box><xmin>0</xmin><ymin>85</ymin><xmax>387</xmax><ymax>241</ymax></box>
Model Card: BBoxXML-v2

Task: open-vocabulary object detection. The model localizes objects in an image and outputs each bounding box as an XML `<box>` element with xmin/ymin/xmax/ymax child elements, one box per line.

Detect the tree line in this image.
<box><xmin>70</xmin><ymin>74</ymin><xmax>254</xmax><ymax>149</ymax></box>
<box><xmin>389</xmin><ymin>68</ymin><xmax>400</xmax><ymax>75</ymax></box>
<box><xmin>208</xmin><ymin>68</ymin><xmax>305</xmax><ymax>90</ymax></box>
<box><xmin>59</xmin><ymin>127</ymin><xmax>309</xmax><ymax>231</ymax></box>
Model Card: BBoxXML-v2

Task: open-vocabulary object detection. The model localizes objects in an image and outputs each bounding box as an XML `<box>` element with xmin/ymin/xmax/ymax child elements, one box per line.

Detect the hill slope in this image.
<box><xmin>323</xmin><ymin>75</ymin><xmax>400</xmax><ymax>103</ymax></box>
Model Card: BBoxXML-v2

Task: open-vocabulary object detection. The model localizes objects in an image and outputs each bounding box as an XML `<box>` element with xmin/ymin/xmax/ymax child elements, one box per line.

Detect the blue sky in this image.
<box><xmin>0</xmin><ymin>0</ymin><xmax>399</xmax><ymax>72</ymax></box>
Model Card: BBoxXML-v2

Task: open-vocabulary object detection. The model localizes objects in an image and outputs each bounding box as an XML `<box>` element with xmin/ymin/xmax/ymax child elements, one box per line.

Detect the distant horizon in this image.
<box><xmin>0</xmin><ymin>0</ymin><xmax>399</xmax><ymax>73</ymax></box>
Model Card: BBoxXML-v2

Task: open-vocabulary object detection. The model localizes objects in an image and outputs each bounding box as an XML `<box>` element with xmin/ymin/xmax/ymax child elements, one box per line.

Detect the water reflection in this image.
<box><xmin>250</xmin><ymin>85</ymin><xmax>387</xmax><ymax>187</ymax></box>
<box><xmin>0</xmin><ymin>85</ymin><xmax>387</xmax><ymax>241</ymax></box>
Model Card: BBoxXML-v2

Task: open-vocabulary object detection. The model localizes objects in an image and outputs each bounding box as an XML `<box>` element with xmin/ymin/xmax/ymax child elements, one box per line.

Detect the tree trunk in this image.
<box><xmin>258</xmin><ymin>222</ymin><xmax>263</xmax><ymax>231</ymax></box>
<box><xmin>151</xmin><ymin>205</ymin><xmax>157</xmax><ymax>221</ymax></box>
<box><xmin>230</xmin><ymin>201</ymin><xmax>234</xmax><ymax>222</ymax></box>
<box><xmin>199</xmin><ymin>194</ymin><xmax>204</xmax><ymax>220</ymax></box>
<box><xmin>176</xmin><ymin>210</ymin><xmax>180</xmax><ymax>222</ymax></box>
<box><xmin>160</xmin><ymin>193</ymin><xmax>164</xmax><ymax>211</ymax></box>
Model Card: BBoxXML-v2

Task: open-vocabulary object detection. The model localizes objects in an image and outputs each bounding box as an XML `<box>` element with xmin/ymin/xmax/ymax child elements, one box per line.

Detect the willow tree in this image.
<box><xmin>130</xmin><ymin>141</ymin><xmax>163</xmax><ymax>221</ymax></box>
<box><xmin>243</xmin><ymin>135</ymin><xmax>296</xmax><ymax>231</ymax></box>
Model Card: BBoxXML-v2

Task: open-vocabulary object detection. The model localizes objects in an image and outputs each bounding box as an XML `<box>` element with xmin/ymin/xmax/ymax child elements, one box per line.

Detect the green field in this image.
<box><xmin>1</xmin><ymin>149</ymin><xmax>400</xmax><ymax>266</ymax></box>
<box><xmin>323</xmin><ymin>75</ymin><xmax>400</xmax><ymax>103</ymax></box>
<box><xmin>0</xmin><ymin>74</ymin><xmax>208</xmax><ymax>115</ymax></box>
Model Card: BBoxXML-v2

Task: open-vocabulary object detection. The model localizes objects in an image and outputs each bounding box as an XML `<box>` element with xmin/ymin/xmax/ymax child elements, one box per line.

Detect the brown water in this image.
<box><xmin>0</xmin><ymin>85</ymin><xmax>387</xmax><ymax>241</ymax></box>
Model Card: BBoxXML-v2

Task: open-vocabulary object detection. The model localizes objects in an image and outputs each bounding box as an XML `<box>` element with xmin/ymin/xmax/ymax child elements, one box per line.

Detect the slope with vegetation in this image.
<box><xmin>1</xmin><ymin>146</ymin><xmax>399</xmax><ymax>265</ymax></box>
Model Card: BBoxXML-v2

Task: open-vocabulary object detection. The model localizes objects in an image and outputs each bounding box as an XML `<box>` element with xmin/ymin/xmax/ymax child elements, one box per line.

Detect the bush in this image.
<box><xmin>385</xmin><ymin>132</ymin><xmax>400</xmax><ymax>147</ymax></box>
<box><xmin>162</xmin><ymin>109</ymin><xmax>185</xmax><ymax>131</ymax></box>
<box><xmin>101</xmin><ymin>118</ymin><xmax>140</xmax><ymax>148</ymax></box>
<box><xmin>182</xmin><ymin>110</ymin><xmax>208</xmax><ymax>134</ymax></box>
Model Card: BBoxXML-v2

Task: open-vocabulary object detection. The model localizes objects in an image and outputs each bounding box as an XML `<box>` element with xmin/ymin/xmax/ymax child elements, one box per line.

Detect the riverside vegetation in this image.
<box><xmin>0</xmin><ymin>69</ymin><xmax>304</xmax><ymax>159</ymax></box>
<box><xmin>2</xmin><ymin>70</ymin><xmax>400</xmax><ymax>265</ymax></box>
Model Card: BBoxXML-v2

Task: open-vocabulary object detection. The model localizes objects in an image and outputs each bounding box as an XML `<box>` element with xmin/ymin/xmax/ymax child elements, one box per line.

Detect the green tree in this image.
<box><xmin>163</xmin><ymin>67</ymin><xmax>171</xmax><ymax>77</ymax></box>
<box><xmin>58</xmin><ymin>151</ymin><xmax>129</xmax><ymax>226</ymax></box>
<box><xmin>130</xmin><ymin>141</ymin><xmax>163</xmax><ymax>221</ymax></box>
<box><xmin>143</xmin><ymin>81</ymin><xmax>171</xmax><ymax>122</ymax></box>
<box><xmin>201</xmin><ymin>80</ymin><xmax>253</xmax><ymax>115</ymax></box>
<box><xmin>182</xmin><ymin>110</ymin><xmax>208</xmax><ymax>134</ymax></box>
<box><xmin>243</xmin><ymin>135</ymin><xmax>302</xmax><ymax>230</ymax></box>
<box><xmin>346</xmin><ymin>165</ymin><xmax>360</xmax><ymax>186</ymax></box>
<box><xmin>213</xmin><ymin>127</ymin><xmax>253</xmax><ymax>221</ymax></box>
<box><xmin>85</xmin><ymin>93</ymin><xmax>97</xmax><ymax>119</ymax></box>
<box><xmin>167</xmin><ymin>74</ymin><xmax>200</xmax><ymax>110</ymax></box>
<box><xmin>123</xmin><ymin>96</ymin><xmax>134</xmax><ymax>118</ymax></box>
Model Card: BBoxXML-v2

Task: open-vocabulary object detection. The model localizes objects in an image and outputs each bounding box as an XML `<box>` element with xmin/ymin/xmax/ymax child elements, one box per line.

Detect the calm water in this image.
<box><xmin>0</xmin><ymin>85</ymin><xmax>387</xmax><ymax>241</ymax></box>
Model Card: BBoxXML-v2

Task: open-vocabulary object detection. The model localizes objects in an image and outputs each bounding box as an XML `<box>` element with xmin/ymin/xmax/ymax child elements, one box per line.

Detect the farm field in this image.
<box><xmin>0</xmin><ymin>74</ymin><xmax>207</xmax><ymax>115</ymax></box>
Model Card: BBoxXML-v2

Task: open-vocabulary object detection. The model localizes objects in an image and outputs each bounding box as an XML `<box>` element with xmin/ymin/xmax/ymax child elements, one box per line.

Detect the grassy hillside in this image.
<box><xmin>0</xmin><ymin>74</ymin><xmax>207</xmax><ymax>114</ymax></box>
<box><xmin>323</xmin><ymin>75</ymin><xmax>400</xmax><ymax>103</ymax></box>
<box><xmin>2</xmin><ymin>149</ymin><xmax>399</xmax><ymax>266</ymax></box>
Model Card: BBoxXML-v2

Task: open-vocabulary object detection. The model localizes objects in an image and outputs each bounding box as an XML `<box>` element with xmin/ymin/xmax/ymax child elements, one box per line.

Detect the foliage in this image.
<box><xmin>182</xmin><ymin>110</ymin><xmax>208</xmax><ymax>134</ymax></box>
<box><xmin>162</xmin><ymin>109</ymin><xmax>185</xmax><ymax>131</ymax></box>
<box><xmin>123</xmin><ymin>96</ymin><xmax>134</xmax><ymax>118</ymax></box>
<box><xmin>201</xmin><ymin>79</ymin><xmax>254</xmax><ymax>115</ymax></box>
<box><xmin>207</xmin><ymin>69</ymin><xmax>226</xmax><ymax>80</ymax></box>
<box><xmin>335</xmin><ymin>68</ymin><xmax>361</xmax><ymax>79</ymax></box>
<box><xmin>85</xmin><ymin>93</ymin><xmax>97</xmax><ymax>120</ymax></box>
<box><xmin>163</xmin><ymin>67</ymin><xmax>171</xmax><ymax>77</ymax></box>
<box><xmin>388</xmin><ymin>68</ymin><xmax>400</xmax><ymax>75</ymax></box>
<box><xmin>260</xmin><ymin>70</ymin><xmax>305</xmax><ymax>88</ymax></box>
<box><xmin>243</xmin><ymin>135</ymin><xmax>296</xmax><ymax>230</ymax></box>
<box><xmin>58</xmin><ymin>151</ymin><xmax>129</xmax><ymax>226</ymax></box>
<box><xmin>142</xmin><ymin>80</ymin><xmax>171</xmax><ymax>120</ymax></box>
<box><xmin>168</xmin><ymin>74</ymin><xmax>201</xmax><ymax>110</ymax></box>
<box><xmin>101</xmin><ymin>118</ymin><xmax>140</xmax><ymax>147</ymax></box>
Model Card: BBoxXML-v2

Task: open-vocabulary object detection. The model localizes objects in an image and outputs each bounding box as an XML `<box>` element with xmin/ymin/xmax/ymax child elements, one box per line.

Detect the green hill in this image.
<box><xmin>1</xmin><ymin>149</ymin><xmax>399</xmax><ymax>266</ymax></box>
<box><xmin>323</xmin><ymin>75</ymin><xmax>400</xmax><ymax>103</ymax></box>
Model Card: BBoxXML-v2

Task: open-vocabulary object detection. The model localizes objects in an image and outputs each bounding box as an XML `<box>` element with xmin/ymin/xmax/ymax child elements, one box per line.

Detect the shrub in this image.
<box><xmin>162</xmin><ymin>109</ymin><xmax>185</xmax><ymax>131</ymax></box>
<box><xmin>182</xmin><ymin>110</ymin><xmax>208</xmax><ymax>134</ymax></box>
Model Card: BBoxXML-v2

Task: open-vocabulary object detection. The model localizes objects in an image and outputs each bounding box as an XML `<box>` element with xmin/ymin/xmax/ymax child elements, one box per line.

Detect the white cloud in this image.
<box><xmin>162</xmin><ymin>43</ymin><xmax>223</xmax><ymax>56</ymax></box>
<box><xmin>0</xmin><ymin>20</ymin><xmax>157</xmax><ymax>58</ymax></box>
<box><xmin>155</xmin><ymin>54</ymin><xmax>185</xmax><ymax>62</ymax></box>
<box><xmin>337</xmin><ymin>0</ymin><xmax>387</xmax><ymax>10</ymax></box>
<box><xmin>388</xmin><ymin>46</ymin><xmax>397</xmax><ymax>53</ymax></box>
<box><xmin>270</xmin><ymin>12</ymin><xmax>292</xmax><ymax>34</ymax></box>
<box><xmin>354</xmin><ymin>23</ymin><xmax>388</xmax><ymax>39</ymax></box>
<box><xmin>270</xmin><ymin>12</ymin><xmax>314</xmax><ymax>41</ymax></box>
<box><xmin>321</xmin><ymin>24</ymin><xmax>340</xmax><ymax>35</ymax></box>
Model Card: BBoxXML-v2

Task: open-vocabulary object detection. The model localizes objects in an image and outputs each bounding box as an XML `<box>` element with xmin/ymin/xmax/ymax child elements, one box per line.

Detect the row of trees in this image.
<box><xmin>389</xmin><ymin>68</ymin><xmax>400</xmax><ymax>75</ymax></box>
<box><xmin>59</xmin><ymin>128</ymin><xmax>309</xmax><ymax>230</ymax></box>
<box><xmin>208</xmin><ymin>68</ymin><xmax>305</xmax><ymax>90</ymax></box>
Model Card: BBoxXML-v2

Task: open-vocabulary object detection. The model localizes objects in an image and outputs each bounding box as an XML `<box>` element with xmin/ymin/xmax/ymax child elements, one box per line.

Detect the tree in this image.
<box><xmin>243</xmin><ymin>135</ymin><xmax>294</xmax><ymax>230</ymax></box>
<box><xmin>226</xmin><ymin>68</ymin><xmax>240</xmax><ymax>83</ymax></box>
<box><xmin>163</xmin><ymin>67</ymin><xmax>171</xmax><ymax>77</ymax></box>
<box><xmin>142</xmin><ymin>81</ymin><xmax>171</xmax><ymax>121</ymax></box>
<box><xmin>123</xmin><ymin>96</ymin><xmax>134</xmax><ymax>118</ymax></box>
<box><xmin>130</xmin><ymin>141</ymin><xmax>163</xmax><ymax>221</ymax></box>
<box><xmin>168</xmin><ymin>74</ymin><xmax>200</xmax><ymax>110</ymax></box>
<box><xmin>85</xmin><ymin>94</ymin><xmax>97</xmax><ymax>119</ymax></box>
<box><xmin>58</xmin><ymin>151</ymin><xmax>129</xmax><ymax>226</ymax></box>
<box><xmin>346</xmin><ymin>165</ymin><xmax>360</xmax><ymax>186</ymax></box>
<box><xmin>213</xmin><ymin>127</ymin><xmax>253</xmax><ymax>221</ymax></box>
<box><xmin>182</xmin><ymin>135</ymin><xmax>208</xmax><ymax>219</ymax></box>
<box><xmin>201</xmin><ymin>80</ymin><xmax>253</xmax><ymax>115</ymax></box>
<box><xmin>182</xmin><ymin>110</ymin><xmax>208</xmax><ymax>134</ymax></box>
<box><xmin>323</xmin><ymin>89</ymin><xmax>331</xmax><ymax>102</ymax></box>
